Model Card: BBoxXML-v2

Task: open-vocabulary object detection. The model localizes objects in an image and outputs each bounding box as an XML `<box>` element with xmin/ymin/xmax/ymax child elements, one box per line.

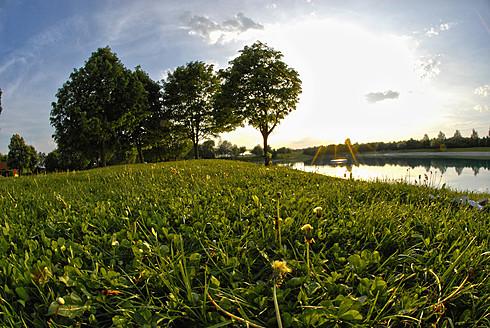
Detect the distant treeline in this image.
<box><xmin>302</xmin><ymin>129</ymin><xmax>490</xmax><ymax>156</ymax></box>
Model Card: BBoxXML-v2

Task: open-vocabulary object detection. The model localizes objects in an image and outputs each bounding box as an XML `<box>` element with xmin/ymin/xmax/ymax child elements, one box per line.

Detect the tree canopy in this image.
<box><xmin>124</xmin><ymin>66</ymin><xmax>164</xmax><ymax>163</ymax></box>
<box><xmin>220</xmin><ymin>41</ymin><xmax>302</xmax><ymax>165</ymax></box>
<box><xmin>7</xmin><ymin>134</ymin><xmax>38</xmax><ymax>173</ymax></box>
<box><xmin>51</xmin><ymin>46</ymin><xmax>147</xmax><ymax>167</ymax></box>
<box><xmin>162</xmin><ymin>61</ymin><xmax>239</xmax><ymax>159</ymax></box>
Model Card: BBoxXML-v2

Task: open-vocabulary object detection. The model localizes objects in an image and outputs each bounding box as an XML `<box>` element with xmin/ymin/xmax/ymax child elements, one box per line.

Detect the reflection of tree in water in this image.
<box><xmin>309</xmin><ymin>156</ymin><xmax>490</xmax><ymax>177</ymax></box>
<box><xmin>431</xmin><ymin>160</ymin><xmax>447</xmax><ymax>174</ymax></box>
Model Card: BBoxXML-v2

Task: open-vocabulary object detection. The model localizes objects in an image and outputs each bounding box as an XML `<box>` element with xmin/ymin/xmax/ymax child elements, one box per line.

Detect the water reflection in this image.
<box><xmin>282</xmin><ymin>156</ymin><xmax>490</xmax><ymax>193</ymax></box>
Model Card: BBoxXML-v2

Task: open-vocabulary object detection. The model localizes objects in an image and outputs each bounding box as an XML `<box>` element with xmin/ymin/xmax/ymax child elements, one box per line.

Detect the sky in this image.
<box><xmin>0</xmin><ymin>0</ymin><xmax>489</xmax><ymax>154</ymax></box>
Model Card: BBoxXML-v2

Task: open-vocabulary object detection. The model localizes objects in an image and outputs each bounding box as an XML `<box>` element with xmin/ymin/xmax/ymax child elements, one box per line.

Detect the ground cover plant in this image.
<box><xmin>0</xmin><ymin>160</ymin><xmax>489</xmax><ymax>327</ymax></box>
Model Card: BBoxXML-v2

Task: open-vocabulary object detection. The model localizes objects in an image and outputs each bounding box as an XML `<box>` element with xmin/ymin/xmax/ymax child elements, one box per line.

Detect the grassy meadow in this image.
<box><xmin>0</xmin><ymin>160</ymin><xmax>489</xmax><ymax>327</ymax></box>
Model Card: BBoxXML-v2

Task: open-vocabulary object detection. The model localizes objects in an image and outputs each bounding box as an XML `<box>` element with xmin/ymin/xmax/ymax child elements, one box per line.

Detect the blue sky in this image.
<box><xmin>1</xmin><ymin>0</ymin><xmax>489</xmax><ymax>154</ymax></box>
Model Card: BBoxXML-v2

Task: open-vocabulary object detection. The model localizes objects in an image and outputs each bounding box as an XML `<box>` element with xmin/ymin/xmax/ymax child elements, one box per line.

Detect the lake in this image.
<box><xmin>281</xmin><ymin>156</ymin><xmax>490</xmax><ymax>193</ymax></box>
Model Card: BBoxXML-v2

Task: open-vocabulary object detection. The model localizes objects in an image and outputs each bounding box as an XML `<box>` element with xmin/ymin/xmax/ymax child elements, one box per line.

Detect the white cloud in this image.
<box><xmin>365</xmin><ymin>90</ymin><xmax>400</xmax><ymax>103</ymax></box>
<box><xmin>181</xmin><ymin>12</ymin><xmax>264</xmax><ymax>44</ymax></box>
<box><xmin>475</xmin><ymin>84</ymin><xmax>489</xmax><ymax>97</ymax></box>
<box><xmin>415</xmin><ymin>54</ymin><xmax>443</xmax><ymax>81</ymax></box>
<box><xmin>473</xmin><ymin>85</ymin><xmax>490</xmax><ymax>112</ymax></box>
<box><xmin>474</xmin><ymin>104</ymin><xmax>489</xmax><ymax>112</ymax></box>
<box><xmin>425</xmin><ymin>21</ymin><xmax>456</xmax><ymax>37</ymax></box>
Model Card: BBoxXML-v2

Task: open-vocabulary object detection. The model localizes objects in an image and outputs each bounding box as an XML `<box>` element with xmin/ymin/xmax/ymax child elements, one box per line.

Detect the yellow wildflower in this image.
<box><xmin>271</xmin><ymin>260</ymin><xmax>291</xmax><ymax>285</ymax></box>
<box><xmin>301</xmin><ymin>224</ymin><xmax>315</xmax><ymax>243</ymax></box>
<box><xmin>313</xmin><ymin>206</ymin><xmax>322</xmax><ymax>218</ymax></box>
<box><xmin>271</xmin><ymin>260</ymin><xmax>292</xmax><ymax>276</ymax></box>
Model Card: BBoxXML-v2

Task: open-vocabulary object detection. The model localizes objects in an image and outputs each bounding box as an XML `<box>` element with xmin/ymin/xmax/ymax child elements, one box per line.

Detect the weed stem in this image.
<box><xmin>207</xmin><ymin>293</ymin><xmax>266</xmax><ymax>328</ymax></box>
<box><xmin>273</xmin><ymin>283</ymin><xmax>283</xmax><ymax>328</ymax></box>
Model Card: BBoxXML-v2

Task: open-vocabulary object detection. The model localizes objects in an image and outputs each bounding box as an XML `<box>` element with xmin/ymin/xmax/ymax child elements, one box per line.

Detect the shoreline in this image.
<box><xmin>359</xmin><ymin>151</ymin><xmax>490</xmax><ymax>159</ymax></box>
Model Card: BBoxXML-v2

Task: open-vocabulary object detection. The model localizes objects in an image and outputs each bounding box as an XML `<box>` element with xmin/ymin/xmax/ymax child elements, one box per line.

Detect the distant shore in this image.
<box><xmin>360</xmin><ymin>151</ymin><xmax>490</xmax><ymax>159</ymax></box>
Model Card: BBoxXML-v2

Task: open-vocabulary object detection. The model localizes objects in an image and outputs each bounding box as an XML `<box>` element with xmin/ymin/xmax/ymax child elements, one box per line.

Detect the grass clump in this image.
<box><xmin>0</xmin><ymin>159</ymin><xmax>488</xmax><ymax>327</ymax></box>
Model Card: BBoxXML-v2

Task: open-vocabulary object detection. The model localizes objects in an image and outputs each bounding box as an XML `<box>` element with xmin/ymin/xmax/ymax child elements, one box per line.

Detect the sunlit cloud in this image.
<box><xmin>474</xmin><ymin>84</ymin><xmax>489</xmax><ymax>97</ymax></box>
<box><xmin>473</xmin><ymin>85</ymin><xmax>490</xmax><ymax>112</ymax></box>
<box><xmin>474</xmin><ymin>104</ymin><xmax>489</xmax><ymax>112</ymax></box>
<box><xmin>365</xmin><ymin>90</ymin><xmax>400</xmax><ymax>103</ymax></box>
<box><xmin>181</xmin><ymin>12</ymin><xmax>264</xmax><ymax>44</ymax></box>
<box><xmin>425</xmin><ymin>21</ymin><xmax>456</xmax><ymax>37</ymax></box>
<box><xmin>415</xmin><ymin>54</ymin><xmax>443</xmax><ymax>81</ymax></box>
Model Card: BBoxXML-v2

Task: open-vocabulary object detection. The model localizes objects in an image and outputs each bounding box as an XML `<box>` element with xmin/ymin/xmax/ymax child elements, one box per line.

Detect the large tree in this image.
<box><xmin>220</xmin><ymin>41</ymin><xmax>302</xmax><ymax>165</ymax></box>
<box><xmin>123</xmin><ymin>66</ymin><xmax>164</xmax><ymax>163</ymax></box>
<box><xmin>7</xmin><ymin>134</ymin><xmax>37</xmax><ymax>174</ymax></box>
<box><xmin>162</xmin><ymin>61</ymin><xmax>239</xmax><ymax>159</ymax></box>
<box><xmin>51</xmin><ymin>46</ymin><xmax>146</xmax><ymax>167</ymax></box>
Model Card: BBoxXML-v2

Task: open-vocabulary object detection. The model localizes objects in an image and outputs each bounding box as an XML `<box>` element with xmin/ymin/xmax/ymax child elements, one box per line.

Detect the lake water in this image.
<box><xmin>281</xmin><ymin>156</ymin><xmax>490</xmax><ymax>194</ymax></box>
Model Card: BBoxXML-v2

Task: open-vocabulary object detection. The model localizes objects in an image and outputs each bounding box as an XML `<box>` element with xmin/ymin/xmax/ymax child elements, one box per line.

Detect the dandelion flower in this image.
<box><xmin>271</xmin><ymin>260</ymin><xmax>292</xmax><ymax>276</ymax></box>
<box><xmin>313</xmin><ymin>206</ymin><xmax>322</xmax><ymax>218</ymax></box>
<box><xmin>271</xmin><ymin>260</ymin><xmax>291</xmax><ymax>286</ymax></box>
<box><xmin>301</xmin><ymin>224</ymin><xmax>313</xmax><ymax>234</ymax></box>
<box><xmin>301</xmin><ymin>224</ymin><xmax>315</xmax><ymax>243</ymax></box>
<box><xmin>57</xmin><ymin>297</ymin><xmax>65</xmax><ymax>305</ymax></box>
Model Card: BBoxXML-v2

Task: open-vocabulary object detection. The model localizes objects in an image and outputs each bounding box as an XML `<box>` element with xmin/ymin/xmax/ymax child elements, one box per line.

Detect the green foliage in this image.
<box><xmin>6</xmin><ymin>134</ymin><xmax>37</xmax><ymax>173</ymax></box>
<box><xmin>215</xmin><ymin>140</ymin><xmax>246</xmax><ymax>159</ymax></box>
<box><xmin>51</xmin><ymin>46</ymin><xmax>147</xmax><ymax>167</ymax></box>
<box><xmin>126</xmin><ymin>66</ymin><xmax>165</xmax><ymax>163</ymax></box>
<box><xmin>0</xmin><ymin>161</ymin><xmax>488</xmax><ymax>327</ymax></box>
<box><xmin>163</xmin><ymin>61</ymin><xmax>240</xmax><ymax>159</ymax></box>
<box><xmin>251</xmin><ymin>144</ymin><xmax>264</xmax><ymax>156</ymax></box>
<box><xmin>199</xmin><ymin>140</ymin><xmax>217</xmax><ymax>159</ymax></box>
<box><xmin>220</xmin><ymin>41</ymin><xmax>302</xmax><ymax>165</ymax></box>
<box><xmin>45</xmin><ymin>150</ymin><xmax>59</xmax><ymax>172</ymax></box>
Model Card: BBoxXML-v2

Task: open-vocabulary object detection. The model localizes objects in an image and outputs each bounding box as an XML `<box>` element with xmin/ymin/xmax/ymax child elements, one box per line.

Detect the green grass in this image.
<box><xmin>0</xmin><ymin>160</ymin><xmax>489</xmax><ymax>327</ymax></box>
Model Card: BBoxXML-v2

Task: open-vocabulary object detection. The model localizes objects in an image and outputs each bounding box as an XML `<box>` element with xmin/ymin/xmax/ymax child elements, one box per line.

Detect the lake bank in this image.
<box><xmin>360</xmin><ymin>151</ymin><xmax>490</xmax><ymax>159</ymax></box>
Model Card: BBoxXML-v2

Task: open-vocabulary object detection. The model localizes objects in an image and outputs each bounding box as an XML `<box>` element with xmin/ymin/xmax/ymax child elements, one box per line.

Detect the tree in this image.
<box><xmin>251</xmin><ymin>144</ymin><xmax>263</xmax><ymax>156</ymax></box>
<box><xmin>430</xmin><ymin>131</ymin><xmax>446</xmax><ymax>149</ymax></box>
<box><xmin>143</xmin><ymin>123</ymin><xmax>192</xmax><ymax>162</ymax></box>
<box><xmin>231</xmin><ymin>145</ymin><xmax>247</xmax><ymax>159</ymax></box>
<box><xmin>162</xmin><ymin>61</ymin><xmax>238</xmax><ymax>159</ymax></box>
<box><xmin>45</xmin><ymin>151</ymin><xmax>60</xmax><ymax>172</ymax></box>
<box><xmin>127</xmin><ymin>66</ymin><xmax>164</xmax><ymax>163</ymax></box>
<box><xmin>7</xmin><ymin>134</ymin><xmax>37</xmax><ymax>174</ymax></box>
<box><xmin>453</xmin><ymin>130</ymin><xmax>462</xmax><ymax>139</ymax></box>
<box><xmin>471</xmin><ymin>128</ymin><xmax>479</xmax><ymax>139</ymax></box>
<box><xmin>200</xmin><ymin>140</ymin><xmax>216</xmax><ymax>159</ymax></box>
<box><xmin>220</xmin><ymin>41</ymin><xmax>302</xmax><ymax>165</ymax></box>
<box><xmin>37</xmin><ymin>152</ymin><xmax>46</xmax><ymax>170</ymax></box>
<box><xmin>51</xmin><ymin>46</ymin><xmax>146</xmax><ymax>167</ymax></box>
<box><xmin>216</xmin><ymin>140</ymin><xmax>234</xmax><ymax>157</ymax></box>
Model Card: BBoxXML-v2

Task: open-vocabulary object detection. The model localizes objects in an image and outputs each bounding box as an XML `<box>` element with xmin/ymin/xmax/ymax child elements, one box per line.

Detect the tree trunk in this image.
<box><xmin>193</xmin><ymin>141</ymin><xmax>199</xmax><ymax>159</ymax></box>
<box><xmin>263</xmin><ymin>132</ymin><xmax>269</xmax><ymax>166</ymax></box>
<box><xmin>100</xmin><ymin>140</ymin><xmax>106</xmax><ymax>167</ymax></box>
<box><xmin>137</xmin><ymin>142</ymin><xmax>144</xmax><ymax>163</ymax></box>
<box><xmin>193</xmin><ymin>134</ymin><xmax>199</xmax><ymax>159</ymax></box>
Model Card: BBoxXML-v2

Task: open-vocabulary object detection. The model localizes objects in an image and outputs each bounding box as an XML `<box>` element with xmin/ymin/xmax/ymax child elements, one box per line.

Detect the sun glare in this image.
<box><xmin>220</xmin><ymin>17</ymin><xmax>445</xmax><ymax>149</ymax></box>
